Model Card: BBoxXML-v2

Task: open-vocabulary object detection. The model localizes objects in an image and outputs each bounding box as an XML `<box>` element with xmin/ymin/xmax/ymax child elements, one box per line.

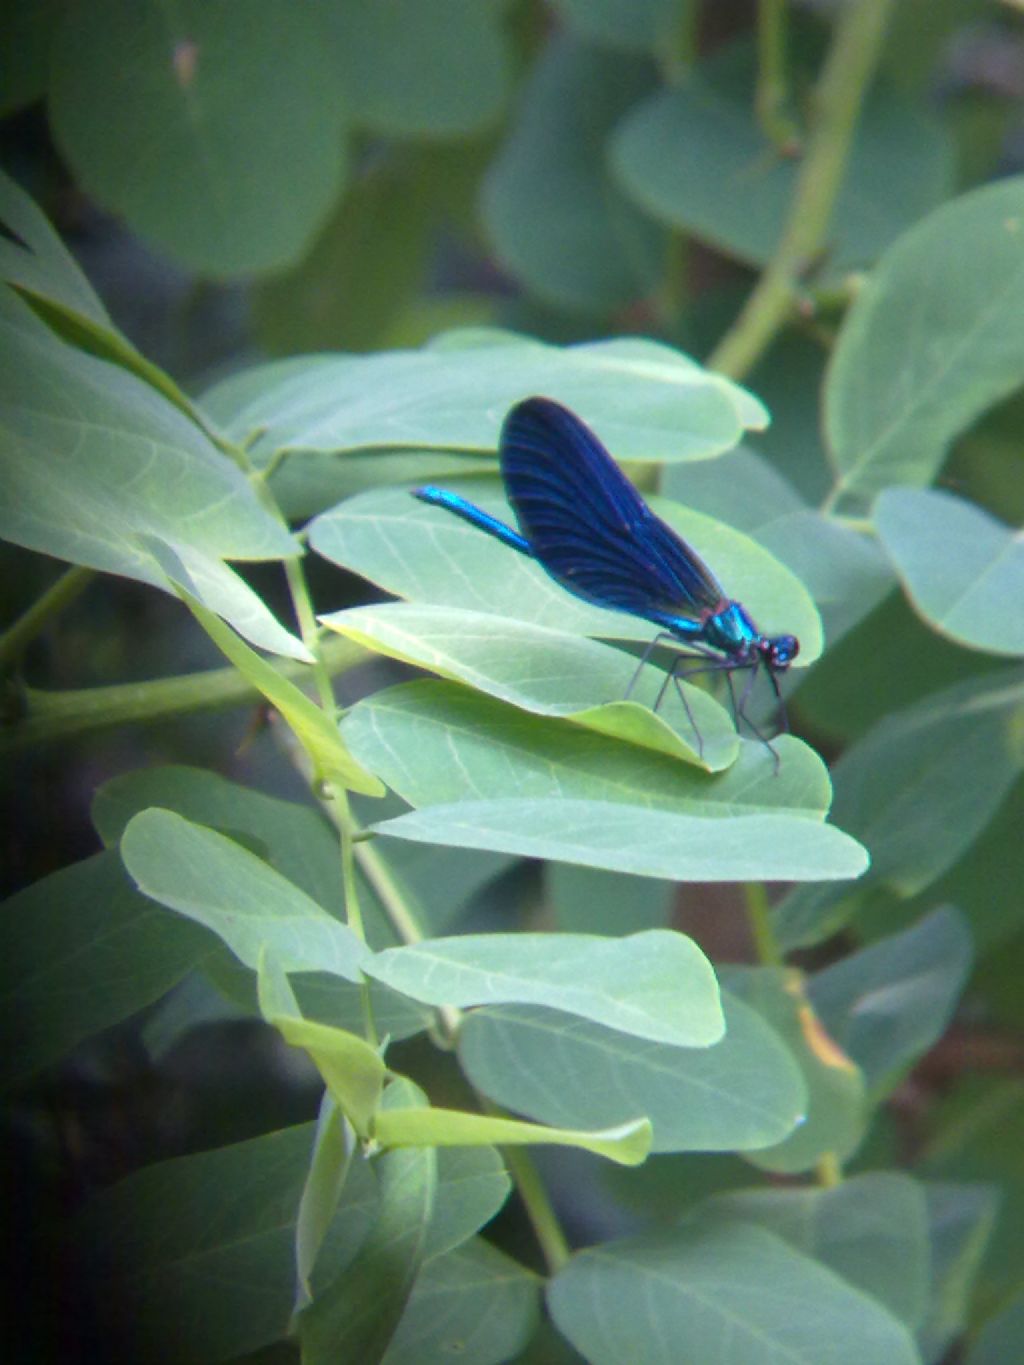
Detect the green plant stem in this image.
<box><xmin>655</xmin><ymin>0</ymin><xmax>698</xmax><ymax>84</ymax></box>
<box><xmin>756</xmin><ymin>0</ymin><xmax>801</xmax><ymax>151</ymax></box>
<box><xmin>334</xmin><ymin>788</ymin><xmax>379</xmax><ymax>1046</ymax></box>
<box><xmin>0</xmin><ymin>565</ymin><xmax>94</xmax><ymax>672</ymax></box>
<box><xmin>816</xmin><ymin>1152</ymin><xmax>843</xmax><ymax>1187</ymax></box>
<box><xmin>351</xmin><ymin>837</ymin><xmax>462</xmax><ymax>1042</ymax></box>
<box><xmin>653</xmin><ymin>231</ymin><xmax>690</xmax><ymax>336</ymax></box>
<box><xmin>1</xmin><ymin>634</ymin><xmax>370</xmax><ymax>752</ymax></box>
<box><xmin>283</xmin><ymin>556</ymin><xmax>337</xmax><ymax>715</ymax></box>
<box><xmin>354</xmin><ymin>838</ymin><xmax>426</xmax><ymax>946</ymax></box>
<box><xmin>278</xmin><ymin>554</ymin><xmax>382</xmax><ymax>1041</ymax></box>
<box><xmin>489</xmin><ymin>1113</ymin><xmax>571</xmax><ymax>1274</ymax></box>
<box><xmin>709</xmin><ymin>0</ymin><xmax>896</xmax><ymax>380</ymax></box>
<box><xmin>744</xmin><ymin>882</ymin><xmax>784</xmax><ymax>966</ymax></box>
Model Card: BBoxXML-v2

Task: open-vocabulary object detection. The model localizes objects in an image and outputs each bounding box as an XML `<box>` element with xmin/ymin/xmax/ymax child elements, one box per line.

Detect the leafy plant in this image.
<box><xmin>3</xmin><ymin>3</ymin><xmax>1024</xmax><ymax>1363</ymax></box>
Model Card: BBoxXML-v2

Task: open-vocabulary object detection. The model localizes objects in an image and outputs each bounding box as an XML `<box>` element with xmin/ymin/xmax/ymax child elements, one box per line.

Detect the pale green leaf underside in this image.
<box><xmin>342</xmin><ymin>681</ymin><xmax>832</xmax><ymax>818</ymax></box>
<box><xmin>826</xmin><ymin>176</ymin><xmax>1024</xmax><ymax>504</ymax></box>
<box><xmin>121</xmin><ymin>809</ymin><xmax>371</xmax><ymax>980</ymax></box>
<box><xmin>458</xmin><ymin>993</ymin><xmax>806</xmax><ymax>1154</ymax></box>
<box><xmin>548</xmin><ymin>1216</ymin><xmax>921</xmax><ymax>1365</ymax></box>
<box><xmin>202</xmin><ymin>331</ymin><xmax>766</xmax><ymax>462</ymax></box>
<box><xmin>372</xmin><ymin>797</ymin><xmax>869</xmax><ymax>883</ymax></box>
<box><xmin>324</xmin><ymin>602</ymin><xmax>738</xmax><ymax>770</ymax></box>
<box><xmin>0</xmin><ymin>292</ymin><xmax>306</xmax><ymax>658</ymax></box>
<box><xmin>367</xmin><ymin>929</ymin><xmax>724</xmax><ymax>1048</ymax></box>
<box><xmin>875</xmin><ymin>487</ymin><xmax>1024</xmax><ymax>657</ymax></box>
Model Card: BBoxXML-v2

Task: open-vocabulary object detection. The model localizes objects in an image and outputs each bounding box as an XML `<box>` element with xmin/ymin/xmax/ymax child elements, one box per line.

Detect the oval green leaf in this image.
<box><xmin>202</xmin><ymin>331</ymin><xmax>764</xmax><ymax>462</ymax></box>
<box><xmin>371</xmin><ymin>797</ymin><xmax>869</xmax><ymax>883</ymax></box>
<box><xmin>875</xmin><ymin>487</ymin><xmax>1024</xmax><ymax>657</ymax></box>
<box><xmin>121</xmin><ymin>808</ymin><xmax>372</xmax><ymax>980</ymax></box>
<box><xmin>342</xmin><ymin>681</ymin><xmax>832</xmax><ymax>817</ymax></box>
<box><xmin>49</xmin><ymin>0</ymin><xmax>348</xmax><ymax>275</ymax></box>
<box><xmin>458</xmin><ymin>993</ymin><xmax>806</xmax><ymax>1154</ymax></box>
<box><xmin>548</xmin><ymin>1216</ymin><xmax>921</xmax><ymax>1365</ymax></box>
<box><xmin>825</xmin><ymin>176</ymin><xmax>1024</xmax><ymax>506</ymax></box>
<box><xmin>367</xmin><ymin>929</ymin><xmax>724</xmax><ymax>1048</ymax></box>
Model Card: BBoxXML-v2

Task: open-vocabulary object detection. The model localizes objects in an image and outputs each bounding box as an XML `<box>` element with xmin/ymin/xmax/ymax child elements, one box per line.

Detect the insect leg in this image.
<box><xmin>623</xmin><ymin>632</ymin><xmax>676</xmax><ymax>702</ymax></box>
<box><xmin>733</xmin><ymin>664</ymin><xmax>781</xmax><ymax>773</ymax></box>
<box><xmin>659</xmin><ymin>647</ymin><xmax>729</xmax><ymax>761</ymax></box>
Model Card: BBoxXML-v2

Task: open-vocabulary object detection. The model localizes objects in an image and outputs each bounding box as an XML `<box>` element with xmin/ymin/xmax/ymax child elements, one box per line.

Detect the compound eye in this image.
<box><xmin>772</xmin><ymin>635</ymin><xmax>799</xmax><ymax>668</ymax></box>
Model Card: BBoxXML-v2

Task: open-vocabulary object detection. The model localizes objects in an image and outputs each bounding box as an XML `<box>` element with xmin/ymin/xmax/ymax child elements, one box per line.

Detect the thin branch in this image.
<box><xmin>1</xmin><ymin>633</ymin><xmax>370</xmax><ymax>752</ymax></box>
<box><xmin>709</xmin><ymin>0</ymin><xmax>896</xmax><ymax>380</ymax></box>
<box><xmin>0</xmin><ymin>565</ymin><xmax>94</xmax><ymax>672</ymax></box>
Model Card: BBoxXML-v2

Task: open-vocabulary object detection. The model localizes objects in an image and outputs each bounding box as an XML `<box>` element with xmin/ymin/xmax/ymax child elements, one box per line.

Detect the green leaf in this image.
<box><xmin>382</xmin><ymin>1238</ymin><xmax>539</xmax><ymax>1365</ymax></box>
<box><xmin>775</xmin><ymin>669</ymin><xmax>1024</xmax><ymax>948</ymax></box>
<box><xmin>0</xmin><ymin>168</ymin><xmax>203</xmax><ymax>419</ymax></box>
<box><xmin>292</xmin><ymin>1094</ymin><xmax>355</xmax><ymax>1313</ymax></box>
<box><xmin>73</xmin><ymin>1122</ymin><xmax>377</xmax><ymax>1363</ymax></box>
<box><xmin>48</xmin><ymin>0</ymin><xmax>348</xmax><ymax>276</ymax></box>
<box><xmin>917</xmin><ymin>1183</ymin><xmax>1001</xmax><ymax>1363</ymax></box>
<box><xmin>203</xmin><ymin>331</ymin><xmax>766</xmax><ymax>464</ymax></box>
<box><xmin>163</xmin><ymin>574</ymin><xmax>384</xmax><ymax>796</ymax></box>
<box><xmin>825</xmin><ymin>175</ymin><xmax>1024</xmax><ymax>507</ymax></box>
<box><xmin>368</xmin><ymin>929</ymin><xmax>723</xmax><ymax>1047</ymax></box>
<box><xmin>326</xmin><ymin>0</ymin><xmax>511</xmax><ymax>137</ymax></box>
<box><xmin>552</xmin><ymin>0</ymin><xmax>682</xmax><ymax>52</ymax></box>
<box><xmin>422</xmin><ymin>1148</ymin><xmax>512</xmax><ymax>1264</ymax></box>
<box><xmin>297</xmin><ymin>1078</ymin><xmax>436</xmax><ymax>1364</ymax></box>
<box><xmin>372</xmin><ymin>796</ymin><xmax>870</xmax><ymax>884</ymax></box>
<box><xmin>342</xmin><ymin>681</ymin><xmax>834</xmax><ymax>816</ymax></box>
<box><xmin>121</xmin><ymin>809</ymin><xmax>371</xmax><ymax>979</ymax></box>
<box><xmin>94</xmin><ymin>765</ymin><xmax>348</xmax><ymax>913</ymax></box>
<box><xmin>95</xmin><ymin>760</ymin><xmax>496</xmax><ymax>945</ymax></box>
<box><xmin>966</xmin><ymin>1290</ymin><xmax>1024</xmax><ymax>1365</ymax></box>
<box><xmin>482</xmin><ymin>36</ymin><xmax>664</xmax><ymax>313</ymax></box>
<box><xmin>0</xmin><ymin>166</ymin><xmax>112</xmax><ymax>330</ymax></box>
<box><xmin>0</xmin><ymin>849</ymin><xmax>209</xmax><ymax>1087</ymax></box>
<box><xmin>375</xmin><ymin>1106</ymin><xmax>652</xmax><ymax>1168</ymax></box>
<box><xmin>273</xmin><ymin>1014</ymin><xmax>387</xmax><ymax>1139</ymax></box>
<box><xmin>311</xmin><ymin>480</ymin><xmax>822</xmax><ymax>661</ymax></box>
<box><xmin>548</xmin><ymin>1216</ymin><xmax>922</xmax><ymax>1365</ymax></box>
<box><xmin>726</xmin><ymin>967</ymin><xmax>867</xmax><ymax>1175</ymax></box>
<box><xmin>94</xmin><ymin>764</ymin><xmax>426</xmax><ymax>1040</ymax></box>
<box><xmin>0</xmin><ymin>292</ymin><xmax>306</xmax><ymax>658</ymax></box>
<box><xmin>457</xmin><ymin>992</ymin><xmax>806</xmax><ymax>1154</ymax></box>
<box><xmin>704</xmin><ymin>1173</ymin><xmax>932</xmax><ymax>1330</ymax></box>
<box><xmin>326</xmin><ymin>602</ymin><xmax>737</xmax><ymax>771</ymax></box>
<box><xmin>808</xmin><ymin>907</ymin><xmax>973</xmax><ymax>1098</ymax></box>
<box><xmin>875</xmin><ymin>488</ymin><xmax>1024</xmax><ymax>657</ymax></box>
<box><xmin>610</xmin><ymin>40</ymin><xmax>951</xmax><ymax>281</ymax></box>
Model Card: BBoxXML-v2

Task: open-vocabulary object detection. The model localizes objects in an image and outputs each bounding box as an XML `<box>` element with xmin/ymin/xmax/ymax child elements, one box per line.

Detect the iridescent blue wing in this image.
<box><xmin>500</xmin><ymin>397</ymin><xmax>725</xmax><ymax>619</ymax></box>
